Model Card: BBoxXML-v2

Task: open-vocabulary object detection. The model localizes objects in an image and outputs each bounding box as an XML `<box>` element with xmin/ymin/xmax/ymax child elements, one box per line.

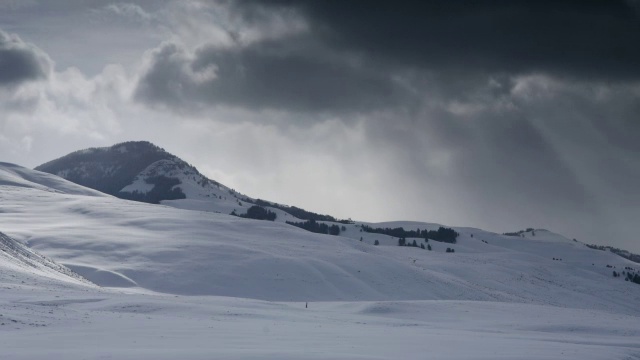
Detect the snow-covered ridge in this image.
<box><xmin>0</xmin><ymin>162</ymin><xmax>106</xmax><ymax>197</ymax></box>
<box><xmin>0</xmin><ymin>231</ymin><xmax>93</xmax><ymax>286</ymax></box>
<box><xmin>35</xmin><ymin>141</ymin><xmax>245</xmax><ymax>208</ymax></box>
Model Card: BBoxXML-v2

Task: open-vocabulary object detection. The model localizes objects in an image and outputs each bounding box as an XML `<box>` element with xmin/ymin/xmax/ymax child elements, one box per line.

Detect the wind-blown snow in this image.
<box><xmin>0</xmin><ymin>231</ymin><xmax>93</xmax><ymax>287</ymax></box>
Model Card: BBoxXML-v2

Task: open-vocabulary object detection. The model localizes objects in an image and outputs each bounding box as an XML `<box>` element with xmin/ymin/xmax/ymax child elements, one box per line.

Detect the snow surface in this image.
<box><xmin>1</xmin><ymin>289</ymin><xmax>639</xmax><ymax>360</ymax></box>
<box><xmin>1</xmin><ymin>162</ymin><xmax>640</xmax><ymax>359</ymax></box>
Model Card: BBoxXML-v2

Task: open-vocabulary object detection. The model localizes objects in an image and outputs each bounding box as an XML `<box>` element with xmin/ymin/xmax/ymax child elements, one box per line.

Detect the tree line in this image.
<box><xmin>586</xmin><ymin>244</ymin><xmax>640</xmax><ymax>264</ymax></box>
<box><xmin>242</xmin><ymin>198</ymin><xmax>353</xmax><ymax>224</ymax></box>
<box><xmin>361</xmin><ymin>225</ymin><xmax>459</xmax><ymax>243</ymax></box>
<box><xmin>232</xmin><ymin>205</ymin><xmax>277</xmax><ymax>221</ymax></box>
<box><xmin>286</xmin><ymin>219</ymin><xmax>341</xmax><ymax>236</ymax></box>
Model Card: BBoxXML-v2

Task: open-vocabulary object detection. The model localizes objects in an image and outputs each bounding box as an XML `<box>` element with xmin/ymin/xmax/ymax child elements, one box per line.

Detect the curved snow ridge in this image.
<box><xmin>0</xmin><ymin>231</ymin><xmax>95</xmax><ymax>286</ymax></box>
<box><xmin>0</xmin><ymin>162</ymin><xmax>107</xmax><ymax>197</ymax></box>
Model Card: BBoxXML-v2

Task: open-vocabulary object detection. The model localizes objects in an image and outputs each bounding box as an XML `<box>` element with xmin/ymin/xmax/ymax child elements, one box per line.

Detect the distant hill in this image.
<box><xmin>35</xmin><ymin>141</ymin><xmax>343</xmax><ymax>221</ymax></box>
<box><xmin>35</xmin><ymin>141</ymin><xmax>222</xmax><ymax>204</ymax></box>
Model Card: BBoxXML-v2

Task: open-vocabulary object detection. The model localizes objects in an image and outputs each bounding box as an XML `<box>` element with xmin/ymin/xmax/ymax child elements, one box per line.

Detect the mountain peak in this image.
<box><xmin>35</xmin><ymin>141</ymin><xmax>195</xmax><ymax>202</ymax></box>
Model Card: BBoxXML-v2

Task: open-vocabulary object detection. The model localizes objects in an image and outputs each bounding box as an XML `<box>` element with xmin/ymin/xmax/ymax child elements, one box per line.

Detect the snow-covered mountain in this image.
<box><xmin>35</xmin><ymin>141</ymin><xmax>232</xmax><ymax>204</ymax></box>
<box><xmin>2</xmin><ymin>161</ymin><xmax>640</xmax><ymax>359</ymax></box>
<box><xmin>34</xmin><ymin>141</ymin><xmax>341</xmax><ymax>219</ymax></box>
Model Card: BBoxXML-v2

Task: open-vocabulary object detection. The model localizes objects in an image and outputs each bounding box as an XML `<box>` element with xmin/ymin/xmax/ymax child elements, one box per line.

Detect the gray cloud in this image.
<box><xmin>135</xmin><ymin>38</ymin><xmax>411</xmax><ymax>114</ymax></box>
<box><xmin>236</xmin><ymin>0</ymin><xmax>640</xmax><ymax>81</ymax></box>
<box><xmin>0</xmin><ymin>29</ymin><xmax>50</xmax><ymax>86</ymax></box>
<box><xmin>103</xmin><ymin>3</ymin><xmax>154</xmax><ymax>23</ymax></box>
<box><xmin>135</xmin><ymin>0</ymin><xmax>640</xmax><ymax>115</ymax></box>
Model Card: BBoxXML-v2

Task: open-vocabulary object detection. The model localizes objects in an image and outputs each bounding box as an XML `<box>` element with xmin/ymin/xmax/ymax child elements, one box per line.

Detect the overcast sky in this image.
<box><xmin>1</xmin><ymin>0</ymin><xmax>639</xmax><ymax>251</ymax></box>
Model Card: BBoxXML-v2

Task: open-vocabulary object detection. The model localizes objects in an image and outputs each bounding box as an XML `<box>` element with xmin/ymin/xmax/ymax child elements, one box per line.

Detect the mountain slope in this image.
<box><xmin>0</xmin><ymin>161</ymin><xmax>106</xmax><ymax>197</ymax></box>
<box><xmin>0</xmin><ymin>231</ymin><xmax>93</xmax><ymax>288</ymax></box>
<box><xmin>34</xmin><ymin>141</ymin><xmax>344</xmax><ymax>220</ymax></box>
<box><xmin>35</xmin><ymin>141</ymin><xmax>223</xmax><ymax>203</ymax></box>
<box><xmin>2</xmin><ymin>162</ymin><xmax>640</xmax><ymax>314</ymax></box>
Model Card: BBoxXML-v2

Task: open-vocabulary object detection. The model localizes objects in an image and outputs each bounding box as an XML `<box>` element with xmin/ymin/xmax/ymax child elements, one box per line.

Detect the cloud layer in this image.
<box><xmin>236</xmin><ymin>0</ymin><xmax>640</xmax><ymax>80</ymax></box>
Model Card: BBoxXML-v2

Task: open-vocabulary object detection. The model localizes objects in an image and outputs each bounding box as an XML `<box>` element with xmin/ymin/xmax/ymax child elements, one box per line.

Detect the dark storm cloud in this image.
<box><xmin>237</xmin><ymin>0</ymin><xmax>640</xmax><ymax>80</ymax></box>
<box><xmin>135</xmin><ymin>0</ymin><xmax>640</xmax><ymax>113</ymax></box>
<box><xmin>0</xmin><ymin>29</ymin><xmax>50</xmax><ymax>86</ymax></box>
<box><xmin>135</xmin><ymin>38</ymin><xmax>409</xmax><ymax>113</ymax></box>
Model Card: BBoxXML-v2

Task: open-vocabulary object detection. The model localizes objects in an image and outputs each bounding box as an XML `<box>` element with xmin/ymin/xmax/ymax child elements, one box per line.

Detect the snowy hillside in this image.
<box><xmin>2</xmin><ymin>163</ymin><xmax>640</xmax><ymax>359</ymax></box>
<box><xmin>2</xmin><ymin>163</ymin><xmax>640</xmax><ymax>312</ymax></box>
<box><xmin>35</xmin><ymin>141</ymin><xmax>351</xmax><ymax>220</ymax></box>
<box><xmin>0</xmin><ymin>161</ymin><xmax>106</xmax><ymax>197</ymax></box>
<box><xmin>35</xmin><ymin>141</ymin><xmax>248</xmax><ymax>207</ymax></box>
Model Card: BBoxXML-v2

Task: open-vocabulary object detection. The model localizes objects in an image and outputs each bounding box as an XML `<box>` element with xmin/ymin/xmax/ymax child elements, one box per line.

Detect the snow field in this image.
<box><xmin>1</xmin><ymin>163</ymin><xmax>640</xmax><ymax>359</ymax></box>
<box><xmin>1</xmin><ymin>287</ymin><xmax>639</xmax><ymax>360</ymax></box>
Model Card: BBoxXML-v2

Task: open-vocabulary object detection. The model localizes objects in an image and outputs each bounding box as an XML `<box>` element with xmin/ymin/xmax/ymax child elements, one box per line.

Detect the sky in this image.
<box><xmin>1</xmin><ymin>0</ymin><xmax>639</xmax><ymax>251</ymax></box>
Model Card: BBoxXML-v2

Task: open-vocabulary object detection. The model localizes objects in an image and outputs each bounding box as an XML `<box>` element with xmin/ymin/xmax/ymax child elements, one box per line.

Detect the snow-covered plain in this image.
<box><xmin>1</xmin><ymin>163</ymin><xmax>640</xmax><ymax>359</ymax></box>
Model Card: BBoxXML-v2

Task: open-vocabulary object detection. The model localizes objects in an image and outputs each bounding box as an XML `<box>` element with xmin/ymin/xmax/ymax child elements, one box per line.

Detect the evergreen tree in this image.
<box><xmin>240</xmin><ymin>205</ymin><xmax>277</xmax><ymax>221</ymax></box>
<box><xmin>374</xmin><ymin>240</ymin><xmax>379</xmax><ymax>246</ymax></box>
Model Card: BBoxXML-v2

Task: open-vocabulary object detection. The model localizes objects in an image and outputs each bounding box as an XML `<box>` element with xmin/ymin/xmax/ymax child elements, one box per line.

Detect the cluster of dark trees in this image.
<box><xmin>503</xmin><ymin>228</ymin><xmax>535</xmax><ymax>237</ymax></box>
<box><xmin>446</xmin><ymin>248</ymin><xmax>455</xmax><ymax>253</ymax></box>
<box><xmin>362</xmin><ymin>225</ymin><xmax>458</xmax><ymax>244</ymax></box>
<box><xmin>586</xmin><ymin>244</ymin><xmax>640</xmax><ymax>264</ymax></box>
<box><xmin>613</xmin><ymin>270</ymin><xmax>640</xmax><ymax>285</ymax></box>
<box><xmin>243</xmin><ymin>198</ymin><xmax>353</xmax><ymax>224</ymax></box>
<box><xmin>286</xmin><ymin>219</ymin><xmax>341</xmax><ymax>236</ymax></box>
<box><xmin>119</xmin><ymin>175</ymin><xmax>186</xmax><ymax>204</ymax></box>
<box><xmin>235</xmin><ymin>205</ymin><xmax>277</xmax><ymax>221</ymax></box>
<box><xmin>625</xmin><ymin>272</ymin><xmax>640</xmax><ymax>284</ymax></box>
<box><xmin>398</xmin><ymin>238</ymin><xmax>418</xmax><ymax>247</ymax></box>
<box><xmin>397</xmin><ymin>237</ymin><xmax>432</xmax><ymax>251</ymax></box>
